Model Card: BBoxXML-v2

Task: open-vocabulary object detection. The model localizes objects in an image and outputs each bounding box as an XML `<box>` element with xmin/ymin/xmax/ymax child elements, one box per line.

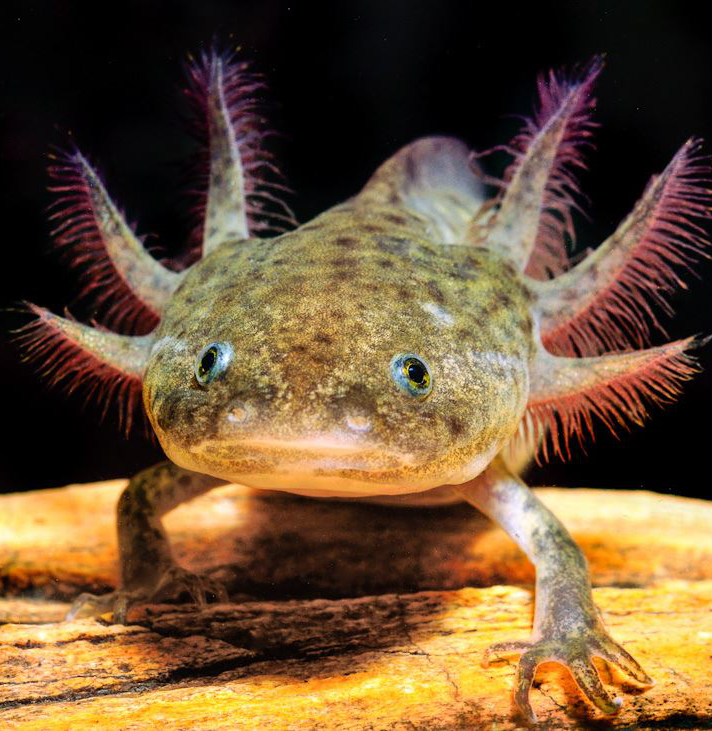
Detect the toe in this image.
<box><xmin>483</xmin><ymin>640</ymin><xmax>531</xmax><ymax>667</ymax></box>
<box><xmin>568</xmin><ymin>655</ymin><xmax>622</xmax><ymax>715</ymax></box>
<box><xmin>66</xmin><ymin>590</ymin><xmax>145</xmax><ymax>625</ymax></box>
<box><xmin>66</xmin><ymin>591</ymin><xmax>115</xmax><ymax>621</ymax></box>
<box><xmin>513</xmin><ymin>651</ymin><xmax>541</xmax><ymax>723</ymax></box>
<box><xmin>596</xmin><ymin>638</ymin><xmax>653</xmax><ymax>686</ymax></box>
<box><xmin>66</xmin><ymin>592</ymin><xmax>96</xmax><ymax>620</ymax></box>
<box><xmin>186</xmin><ymin>576</ymin><xmax>207</xmax><ymax>606</ymax></box>
<box><xmin>113</xmin><ymin>593</ymin><xmax>130</xmax><ymax>625</ymax></box>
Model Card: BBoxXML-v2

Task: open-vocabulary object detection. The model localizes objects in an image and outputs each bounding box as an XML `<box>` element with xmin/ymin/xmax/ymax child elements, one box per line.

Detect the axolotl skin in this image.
<box><xmin>20</xmin><ymin>53</ymin><xmax>711</xmax><ymax>722</ymax></box>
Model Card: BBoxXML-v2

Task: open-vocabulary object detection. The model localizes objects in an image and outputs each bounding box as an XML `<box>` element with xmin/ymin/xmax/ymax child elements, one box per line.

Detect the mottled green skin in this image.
<box><xmin>144</xmin><ymin>202</ymin><xmax>534</xmax><ymax>496</ymax></box>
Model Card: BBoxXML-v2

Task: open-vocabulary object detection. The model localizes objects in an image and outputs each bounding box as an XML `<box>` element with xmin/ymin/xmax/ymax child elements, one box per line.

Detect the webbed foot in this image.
<box><xmin>485</xmin><ymin>627</ymin><xmax>653</xmax><ymax>723</ymax></box>
<box><xmin>66</xmin><ymin>565</ymin><xmax>230</xmax><ymax>624</ymax></box>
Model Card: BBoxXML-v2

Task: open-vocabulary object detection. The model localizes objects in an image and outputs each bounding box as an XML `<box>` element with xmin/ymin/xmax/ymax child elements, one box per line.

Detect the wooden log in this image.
<box><xmin>1</xmin><ymin>481</ymin><xmax>711</xmax><ymax>729</ymax></box>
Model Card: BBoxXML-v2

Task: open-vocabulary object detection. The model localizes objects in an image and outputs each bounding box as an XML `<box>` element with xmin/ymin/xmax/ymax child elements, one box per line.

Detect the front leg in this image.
<box><xmin>69</xmin><ymin>461</ymin><xmax>227</xmax><ymax>623</ymax></box>
<box><xmin>453</xmin><ymin>461</ymin><xmax>653</xmax><ymax>722</ymax></box>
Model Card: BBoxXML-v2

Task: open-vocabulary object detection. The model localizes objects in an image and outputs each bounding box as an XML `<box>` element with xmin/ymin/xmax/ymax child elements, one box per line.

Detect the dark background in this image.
<box><xmin>0</xmin><ymin>1</ymin><xmax>710</xmax><ymax>497</ymax></box>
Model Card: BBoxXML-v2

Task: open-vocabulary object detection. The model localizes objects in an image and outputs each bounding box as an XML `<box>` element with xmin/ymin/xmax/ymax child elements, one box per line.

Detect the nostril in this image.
<box><xmin>345</xmin><ymin>412</ymin><xmax>372</xmax><ymax>433</ymax></box>
<box><xmin>227</xmin><ymin>401</ymin><xmax>249</xmax><ymax>425</ymax></box>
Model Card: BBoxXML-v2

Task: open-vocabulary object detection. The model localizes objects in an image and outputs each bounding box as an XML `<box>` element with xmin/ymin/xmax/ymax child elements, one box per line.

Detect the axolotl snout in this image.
<box><xmin>20</xmin><ymin>53</ymin><xmax>711</xmax><ymax>722</ymax></box>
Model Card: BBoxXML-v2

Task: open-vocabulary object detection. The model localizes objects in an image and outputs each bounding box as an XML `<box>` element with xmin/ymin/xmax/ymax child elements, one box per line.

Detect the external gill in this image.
<box><xmin>533</xmin><ymin>138</ymin><xmax>712</xmax><ymax>355</ymax></box>
<box><xmin>21</xmin><ymin>49</ymin><xmax>289</xmax><ymax>434</ymax></box>
<box><xmin>185</xmin><ymin>50</ymin><xmax>296</xmax><ymax>256</ymax></box>
<box><xmin>48</xmin><ymin>150</ymin><xmax>182</xmax><ymax>330</ymax></box>
<box><xmin>522</xmin><ymin>337</ymin><xmax>700</xmax><ymax>460</ymax></box>
<box><xmin>470</xmin><ymin>58</ymin><xmax>601</xmax><ymax>277</ymax></box>
<box><xmin>14</xmin><ymin>305</ymin><xmax>154</xmax><ymax>434</ymax></box>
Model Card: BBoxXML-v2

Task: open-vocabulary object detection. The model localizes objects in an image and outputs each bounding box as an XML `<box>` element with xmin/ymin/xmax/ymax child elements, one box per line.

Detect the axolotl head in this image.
<box><xmin>143</xmin><ymin>212</ymin><xmax>534</xmax><ymax>497</ymax></box>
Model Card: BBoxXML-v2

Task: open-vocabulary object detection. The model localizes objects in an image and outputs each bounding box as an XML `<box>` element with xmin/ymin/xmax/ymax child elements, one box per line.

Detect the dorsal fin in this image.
<box><xmin>355</xmin><ymin>136</ymin><xmax>484</xmax><ymax>243</ymax></box>
<box><xmin>14</xmin><ymin>305</ymin><xmax>154</xmax><ymax>435</ymax></box>
<box><xmin>470</xmin><ymin>59</ymin><xmax>601</xmax><ymax>277</ymax></box>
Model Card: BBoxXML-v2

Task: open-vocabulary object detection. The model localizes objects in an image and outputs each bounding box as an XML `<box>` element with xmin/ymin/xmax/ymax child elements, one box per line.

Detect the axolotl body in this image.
<box><xmin>22</xmin><ymin>54</ymin><xmax>711</xmax><ymax>721</ymax></box>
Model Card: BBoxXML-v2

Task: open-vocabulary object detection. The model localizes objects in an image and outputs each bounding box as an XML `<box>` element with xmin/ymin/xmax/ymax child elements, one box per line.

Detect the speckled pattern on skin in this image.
<box><xmin>20</xmin><ymin>52</ymin><xmax>711</xmax><ymax>723</ymax></box>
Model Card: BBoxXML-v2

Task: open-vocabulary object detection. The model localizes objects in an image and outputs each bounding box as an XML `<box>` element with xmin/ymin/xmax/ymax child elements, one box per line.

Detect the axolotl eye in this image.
<box><xmin>390</xmin><ymin>353</ymin><xmax>433</xmax><ymax>398</ymax></box>
<box><xmin>195</xmin><ymin>342</ymin><xmax>233</xmax><ymax>386</ymax></box>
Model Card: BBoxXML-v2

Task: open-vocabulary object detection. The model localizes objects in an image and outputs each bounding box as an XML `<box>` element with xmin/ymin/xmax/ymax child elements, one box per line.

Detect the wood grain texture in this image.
<box><xmin>1</xmin><ymin>481</ymin><xmax>712</xmax><ymax>729</ymax></box>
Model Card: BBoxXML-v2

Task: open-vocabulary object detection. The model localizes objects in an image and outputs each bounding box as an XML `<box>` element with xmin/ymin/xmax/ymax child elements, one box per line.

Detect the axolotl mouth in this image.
<box><xmin>164</xmin><ymin>433</ymin><xmax>501</xmax><ymax>498</ymax></box>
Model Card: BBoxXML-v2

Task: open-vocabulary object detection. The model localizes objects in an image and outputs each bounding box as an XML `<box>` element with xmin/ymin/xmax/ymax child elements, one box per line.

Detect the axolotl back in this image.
<box><xmin>20</xmin><ymin>53</ymin><xmax>710</xmax><ymax>721</ymax></box>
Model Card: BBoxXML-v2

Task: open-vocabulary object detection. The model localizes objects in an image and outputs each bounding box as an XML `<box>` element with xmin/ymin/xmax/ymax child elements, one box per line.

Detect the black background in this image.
<box><xmin>0</xmin><ymin>1</ymin><xmax>710</xmax><ymax>498</ymax></box>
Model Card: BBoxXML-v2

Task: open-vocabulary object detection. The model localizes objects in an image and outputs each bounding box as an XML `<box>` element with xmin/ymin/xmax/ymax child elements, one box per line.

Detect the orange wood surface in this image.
<box><xmin>1</xmin><ymin>481</ymin><xmax>711</xmax><ymax>729</ymax></box>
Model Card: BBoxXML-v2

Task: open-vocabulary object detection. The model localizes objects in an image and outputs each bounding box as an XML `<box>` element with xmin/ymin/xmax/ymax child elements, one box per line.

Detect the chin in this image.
<box><xmin>164</xmin><ymin>435</ymin><xmax>500</xmax><ymax>499</ymax></box>
<box><xmin>227</xmin><ymin>471</ymin><xmax>446</xmax><ymax>498</ymax></box>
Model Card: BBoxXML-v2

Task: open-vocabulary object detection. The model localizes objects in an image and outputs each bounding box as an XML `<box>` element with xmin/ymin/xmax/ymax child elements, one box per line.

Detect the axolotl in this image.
<box><xmin>20</xmin><ymin>53</ymin><xmax>711</xmax><ymax>721</ymax></box>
